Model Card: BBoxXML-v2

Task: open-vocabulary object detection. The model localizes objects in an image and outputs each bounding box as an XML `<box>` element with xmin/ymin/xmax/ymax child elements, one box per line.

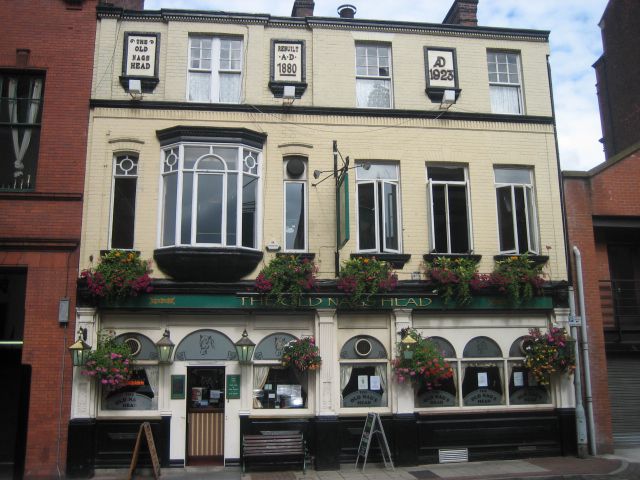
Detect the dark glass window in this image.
<box><xmin>495</xmin><ymin>167</ymin><xmax>538</xmax><ymax>254</ymax></box>
<box><xmin>253</xmin><ymin>366</ymin><xmax>307</xmax><ymax>409</ymax></box>
<box><xmin>110</xmin><ymin>154</ymin><xmax>138</xmax><ymax>249</ymax></box>
<box><xmin>285</xmin><ymin>182</ymin><xmax>306</xmax><ymax>250</ymax></box>
<box><xmin>0</xmin><ymin>73</ymin><xmax>44</xmax><ymax>190</ymax></box>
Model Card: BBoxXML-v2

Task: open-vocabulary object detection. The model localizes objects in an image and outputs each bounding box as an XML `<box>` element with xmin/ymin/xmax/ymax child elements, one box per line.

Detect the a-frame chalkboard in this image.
<box><xmin>355</xmin><ymin>413</ymin><xmax>394</xmax><ymax>471</ymax></box>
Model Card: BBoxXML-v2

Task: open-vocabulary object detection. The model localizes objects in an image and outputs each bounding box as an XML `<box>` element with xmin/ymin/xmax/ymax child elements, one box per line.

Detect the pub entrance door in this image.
<box><xmin>186</xmin><ymin>367</ymin><xmax>225</xmax><ymax>465</ymax></box>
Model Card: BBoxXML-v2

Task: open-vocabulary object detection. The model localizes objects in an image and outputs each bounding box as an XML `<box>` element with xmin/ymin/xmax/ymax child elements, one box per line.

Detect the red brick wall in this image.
<box><xmin>0</xmin><ymin>0</ymin><xmax>97</xmax><ymax>476</ymax></box>
<box><xmin>563</xmin><ymin>149</ymin><xmax>640</xmax><ymax>454</ymax></box>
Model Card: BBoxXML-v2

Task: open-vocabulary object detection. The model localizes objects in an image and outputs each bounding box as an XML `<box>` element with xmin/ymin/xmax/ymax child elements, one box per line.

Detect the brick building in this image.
<box><xmin>0</xmin><ymin>0</ymin><xmax>141</xmax><ymax>477</ymax></box>
<box><xmin>68</xmin><ymin>0</ymin><xmax>575</xmax><ymax>475</ymax></box>
<box><xmin>563</xmin><ymin>0</ymin><xmax>640</xmax><ymax>454</ymax></box>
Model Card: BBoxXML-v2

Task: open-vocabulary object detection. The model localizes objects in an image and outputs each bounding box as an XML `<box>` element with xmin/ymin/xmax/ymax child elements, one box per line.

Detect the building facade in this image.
<box><xmin>68</xmin><ymin>0</ymin><xmax>575</xmax><ymax>475</ymax></box>
<box><xmin>563</xmin><ymin>0</ymin><xmax>640</xmax><ymax>454</ymax></box>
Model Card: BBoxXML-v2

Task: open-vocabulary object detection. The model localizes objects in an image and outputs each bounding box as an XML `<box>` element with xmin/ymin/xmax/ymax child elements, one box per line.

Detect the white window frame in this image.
<box><xmin>158</xmin><ymin>143</ymin><xmax>262</xmax><ymax>250</ymax></box>
<box><xmin>487</xmin><ymin>51</ymin><xmax>524</xmax><ymax>115</ymax></box>
<box><xmin>109</xmin><ymin>153</ymin><xmax>138</xmax><ymax>250</ymax></box>
<box><xmin>426</xmin><ymin>165</ymin><xmax>473</xmax><ymax>254</ymax></box>
<box><xmin>283</xmin><ymin>179</ymin><xmax>307</xmax><ymax>252</ymax></box>
<box><xmin>355</xmin><ymin>163</ymin><xmax>402</xmax><ymax>254</ymax></box>
<box><xmin>187</xmin><ymin>36</ymin><xmax>243</xmax><ymax>103</ymax></box>
<box><xmin>355</xmin><ymin>43</ymin><xmax>393</xmax><ymax>109</ymax></box>
<box><xmin>494</xmin><ymin>167</ymin><xmax>539</xmax><ymax>255</ymax></box>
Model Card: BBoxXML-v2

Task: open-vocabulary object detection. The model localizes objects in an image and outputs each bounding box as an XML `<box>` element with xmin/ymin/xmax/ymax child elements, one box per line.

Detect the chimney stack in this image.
<box><xmin>291</xmin><ymin>0</ymin><xmax>315</xmax><ymax>17</ymax></box>
<box><xmin>337</xmin><ymin>4</ymin><xmax>357</xmax><ymax>19</ymax></box>
<box><xmin>99</xmin><ymin>0</ymin><xmax>145</xmax><ymax>9</ymax></box>
<box><xmin>443</xmin><ymin>0</ymin><xmax>478</xmax><ymax>27</ymax></box>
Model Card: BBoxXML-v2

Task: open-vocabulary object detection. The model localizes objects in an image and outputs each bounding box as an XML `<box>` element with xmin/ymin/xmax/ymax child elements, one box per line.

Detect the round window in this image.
<box><xmin>354</xmin><ymin>338</ymin><xmax>372</xmax><ymax>357</ymax></box>
<box><xmin>123</xmin><ymin>337</ymin><xmax>142</xmax><ymax>357</ymax></box>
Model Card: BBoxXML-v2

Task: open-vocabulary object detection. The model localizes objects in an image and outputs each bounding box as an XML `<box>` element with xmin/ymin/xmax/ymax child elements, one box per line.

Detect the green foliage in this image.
<box><xmin>255</xmin><ymin>255</ymin><xmax>317</xmax><ymax>303</ymax></box>
<box><xmin>81</xmin><ymin>249</ymin><xmax>152</xmax><ymax>302</ymax></box>
<box><xmin>424</xmin><ymin>256</ymin><xmax>480</xmax><ymax>305</ymax></box>
<box><xmin>337</xmin><ymin>257</ymin><xmax>398</xmax><ymax>304</ymax></box>
<box><xmin>281</xmin><ymin>337</ymin><xmax>321</xmax><ymax>372</ymax></box>
<box><xmin>81</xmin><ymin>329</ymin><xmax>133</xmax><ymax>388</ymax></box>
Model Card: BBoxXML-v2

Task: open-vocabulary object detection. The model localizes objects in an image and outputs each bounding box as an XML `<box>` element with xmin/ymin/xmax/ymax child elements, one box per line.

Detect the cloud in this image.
<box><xmin>144</xmin><ymin>0</ymin><xmax>608</xmax><ymax>170</ymax></box>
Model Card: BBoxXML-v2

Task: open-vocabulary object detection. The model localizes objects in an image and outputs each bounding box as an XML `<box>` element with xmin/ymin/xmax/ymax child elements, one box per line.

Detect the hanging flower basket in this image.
<box><xmin>392</xmin><ymin>328</ymin><xmax>453</xmax><ymax>389</ymax></box>
<box><xmin>81</xmin><ymin>329</ymin><xmax>133</xmax><ymax>388</ymax></box>
<box><xmin>281</xmin><ymin>337</ymin><xmax>322</xmax><ymax>372</ymax></box>
<box><xmin>523</xmin><ymin>327</ymin><xmax>576</xmax><ymax>385</ymax></box>
<box><xmin>337</xmin><ymin>257</ymin><xmax>397</xmax><ymax>304</ymax></box>
<box><xmin>80</xmin><ymin>249</ymin><xmax>152</xmax><ymax>302</ymax></box>
<box><xmin>255</xmin><ymin>255</ymin><xmax>317</xmax><ymax>304</ymax></box>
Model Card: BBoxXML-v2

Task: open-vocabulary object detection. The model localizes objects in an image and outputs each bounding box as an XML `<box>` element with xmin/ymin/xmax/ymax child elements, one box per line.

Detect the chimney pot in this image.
<box><xmin>337</xmin><ymin>4</ymin><xmax>357</xmax><ymax>19</ymax></box>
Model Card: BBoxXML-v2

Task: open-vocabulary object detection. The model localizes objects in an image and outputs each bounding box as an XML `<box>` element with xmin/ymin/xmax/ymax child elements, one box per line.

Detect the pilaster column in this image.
<box><xmin>392</xmin><ymin>309</ymin><xmax>414</xmax><ymax>414</ymax></box>
<box><xmin>315</xmin><ymin>309</ymin><xmax>336</xmax><ymax>416</ymax></box>
<box><xmin>71</xmin><ymin>307</ymin><xmax>98</xmax><ymax>419</ymax></box>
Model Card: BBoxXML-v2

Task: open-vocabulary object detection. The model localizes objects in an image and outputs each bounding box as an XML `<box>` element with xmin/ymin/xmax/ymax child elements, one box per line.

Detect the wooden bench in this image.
<box><xmin>242</xmin><ymin>432</ymin><xmax>307</xmax><ymax>473</ymax></box>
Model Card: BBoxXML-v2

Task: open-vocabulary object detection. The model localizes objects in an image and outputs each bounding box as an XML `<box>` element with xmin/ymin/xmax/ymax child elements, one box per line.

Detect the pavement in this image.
<box><xmin>92</xmin><ymin>447</ymin><xmax>640</xmax><ymax>480</ymax></box>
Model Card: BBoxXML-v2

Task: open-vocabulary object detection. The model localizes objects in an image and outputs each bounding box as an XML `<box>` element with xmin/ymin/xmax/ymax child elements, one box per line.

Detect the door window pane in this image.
<box><xmin>285</xmin><ymin>182</ymin><xmax>305</xmax><ymax>250</ymax></box>
<box><xmin>496</xmin><ymin>186</ymin><xmax>515</xmax><ymax>252</ymax></box>
<box><xmin>358</xmin><ymin>183</ymin><xmax>376</xmax><ymax>250</ymax></box>
<box><xmin>449</xmin><ymin>185</ymin><xmax>469</xmax><ymax>253</ymax></box>
<box><xmin>111</xmin><ymin>177</ymin><xmax>137</xmax><ymax>249</ymax></box>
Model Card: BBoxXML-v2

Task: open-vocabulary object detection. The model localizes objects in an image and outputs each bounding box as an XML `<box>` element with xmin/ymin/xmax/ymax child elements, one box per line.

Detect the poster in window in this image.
<box><xmin>477</xmin><ymin>372</ymin><xmax>488</xmax><ymax>387</ymax></box>
<box><xmin>358</xmin><ymin>375</ymin><xmax>369</xmax><ymax>390</ymax></box>
<box><xmin>513</xmin><ymin>371</ymin><xmax>524</xmax><ymax>387</ymax></box>
<box><xmin>370</xmin><ymin>376</ymin><xmax>381</xmax><ymax>391</ymax></box>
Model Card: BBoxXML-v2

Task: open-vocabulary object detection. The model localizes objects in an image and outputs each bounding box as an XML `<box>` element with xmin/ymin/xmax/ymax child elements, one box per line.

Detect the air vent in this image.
<box><xmin>438</xmin><ymin>448</ymin><xmax>468</xmax><ymax>463</ymax></box>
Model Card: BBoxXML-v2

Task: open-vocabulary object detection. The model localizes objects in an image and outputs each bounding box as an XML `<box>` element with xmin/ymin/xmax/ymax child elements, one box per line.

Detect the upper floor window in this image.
<box><xmin>160</xmin><ymin>143</ymin><xmax>261</xmax><ymax>249</ymax></box>
<box><xmin>427</xmin><ymin>165</ymin><xmax>472</xmax><ymax>254</ymax></box>
<box><xmin>283</xmin><ymin>156</ymin><xmax>307</xmax><ymax>252</ymax></box>
<box><xmin>356</xmin><ymin>44</ymin><xmax>392</xmax><ymax>108</ymax></box>
<box><xmin>0</xmin><ymin>73</ymin><xmax>44</xmax><ymax>190</ymax></box>
<box><xmin>356</xmin><ymin>162</ymin><xmax>400</xmax><ymax>253</ymax></box>
<box><xmin>494</xmin><ymin>167</ymin><xmax>538</xmax><ymax>254</ymax></box>
<box><xmin>487</xmin><ymin>51</ymin><xmax>523</xmax><ymax>114</ymax></box>
<box><xmin>110</xmin><ymin>153</ymin><xmax>138</xmax><ymax>249</ymax></box>
<box><xmin>188</xmin><ymin>37</ymin><xmax>242</xmax><ymax>103</ymax></box>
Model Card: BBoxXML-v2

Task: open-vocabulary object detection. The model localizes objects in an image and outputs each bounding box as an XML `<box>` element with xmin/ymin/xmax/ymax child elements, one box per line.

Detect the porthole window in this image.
<box><xmin>355</xmin><ymin>338</ymin><xmax>372</xmax><ymax>357</ymax></box>
<box><xmin>123</xmin><ymin>337</ymin><xmax>142</xmax><ymax>357</ymax></box>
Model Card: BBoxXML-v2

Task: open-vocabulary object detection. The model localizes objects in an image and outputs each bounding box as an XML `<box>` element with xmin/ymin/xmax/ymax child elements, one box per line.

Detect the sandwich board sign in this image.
<box><xmin>355</xmin><ymin>413</ymin><xmax>394</xmax><ymax>471</ymax></box>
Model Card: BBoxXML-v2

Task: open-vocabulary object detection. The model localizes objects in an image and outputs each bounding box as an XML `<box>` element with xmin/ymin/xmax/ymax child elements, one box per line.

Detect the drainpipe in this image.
<box><xmin>569</xmin><ymin>285</ymin><xmax>588</xmax><ymax>458</ymax></box>
<box><xmin>573</xmin><ymin>246</ymin><xmax>596</xmax><ymax>455</ymax></box>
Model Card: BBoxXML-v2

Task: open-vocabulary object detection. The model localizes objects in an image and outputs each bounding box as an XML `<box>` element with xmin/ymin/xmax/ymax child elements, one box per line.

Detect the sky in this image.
<box><xmin>145</xmin><ymin>0</ymin><xmax>610</xmax><ymax>171</ymax></box>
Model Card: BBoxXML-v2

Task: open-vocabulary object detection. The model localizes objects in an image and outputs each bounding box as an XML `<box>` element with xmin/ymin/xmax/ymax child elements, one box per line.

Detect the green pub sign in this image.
<box><xmin>226</xmin><ymin>374</ymin><xmax>241</xmax><ymax>399</ymax></box>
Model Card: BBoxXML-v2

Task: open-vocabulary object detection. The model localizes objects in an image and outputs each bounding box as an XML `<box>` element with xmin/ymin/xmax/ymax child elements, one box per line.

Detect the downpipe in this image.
<box><xmin>568</xmin><ymin>285</ymin><xmax>588</xmax><ymax>458</ymax></box>
<box><xmin>572</xmin><ymin>246</ymin><xmax>597</xmax><ymax>455</ymax></box>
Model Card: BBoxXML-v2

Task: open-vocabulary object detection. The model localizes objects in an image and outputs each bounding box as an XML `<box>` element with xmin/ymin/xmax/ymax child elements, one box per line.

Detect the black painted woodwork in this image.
<box><xmin>154</xmin><ymin>247</ymin><xmax>263</xmax><ymax>281</ymax></box>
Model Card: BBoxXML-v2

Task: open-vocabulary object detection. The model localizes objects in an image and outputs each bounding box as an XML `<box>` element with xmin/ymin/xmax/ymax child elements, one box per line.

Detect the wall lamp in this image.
<box><xmin>68</xmin><ymin>327</ymin><xmax>92</xmax><ymax>367</ymax></box>
<box><xmin>155</xmin><ymin>329</ymin><xmax>175</xmax><ymax>364</ymax></box>
<box><xmin>235</xmin><ymin>329</ymin><xmax>256</xmax><ymax>365</ymax></box>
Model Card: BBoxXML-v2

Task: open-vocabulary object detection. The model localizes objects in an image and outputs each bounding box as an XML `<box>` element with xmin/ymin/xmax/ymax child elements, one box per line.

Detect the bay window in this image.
<box><xmin>427</xmin><ymin>165</ymin><xmax>472</xmax><ymax>254</ymax></box>
<box><xmin>160</xmin><ymin>143</ymin><xmax>261</xmax><ymax>249</ymax></box>
<box><xmin>356</xmin><ymin>43</ymin><xmax>392</xmax><ymax>108</ymax></box>
<box><xmin>188</xmin><ymin>36</ymin><xmax>242</xmax><ymax>103</ymax></box>
<box><xmin>494</xmin><ymin>167</ymin><xmax>538</xmax><ymax>254</ymax></box>
<box><xmin>356</xmin><ymin>163</ymin><xmax>401</xmax><ymax>253</ymax></box>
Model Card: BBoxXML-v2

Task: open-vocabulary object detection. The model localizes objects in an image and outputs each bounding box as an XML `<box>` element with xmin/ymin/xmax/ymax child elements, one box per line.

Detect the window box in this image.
<box><xmin>350</xmin><ymin>253</ymin><xmax>410</xmax><ymax>269</ymax></box>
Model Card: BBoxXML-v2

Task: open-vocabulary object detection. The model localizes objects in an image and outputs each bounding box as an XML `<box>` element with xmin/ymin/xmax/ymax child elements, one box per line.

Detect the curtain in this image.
<box><xmin>219</xmin><ymin>72</ymin><xmax>241</xmax><ymax>103</ymax></box>
<box><xmin>188</xmin><ymin>72</ymin><xmax>210</xmax><ymax>102</ymax></box>
<box><xmin>356</xmin><ymin>79</ymin><xmax>390</xmax><ymax>108</ymax></box>
<box><xmin>490</xmin><ymin>85</ymin><xmax>521</xmax><ymax>114</ymax></box>
<box><xmin>253</xmin><ymin>366</ymin><xmax>270</xmax><ymax>408</ymax></box>
<box><xmin>339</xmin><ymin>365</ymin><xmax>353</xmax><ymax>406</ymax></box>
<box><xmin>9</xmin><ymin>77</ymin><xmax>42</xmax><ymax>185</ymax></box>
<box><xmin>375</xmin><ymin>364</ymin><xmax>388</xmax><ymax>407</ymax></box>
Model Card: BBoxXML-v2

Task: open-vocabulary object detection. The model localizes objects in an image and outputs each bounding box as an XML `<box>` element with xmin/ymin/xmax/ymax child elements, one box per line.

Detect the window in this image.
<box><xmin>188</xmin><ymin>37</ymin><xmax>242</xmax><ymax>103</ymax></box>
<box><xmin>0</xmin><ymin>72</ymin><xmax>44</xmax><ymax>190</ymax></box>
<box><xmin>340</xmin><ymin>335</ymin><xmax>388</xmax><ymax>408</ymax></box>
<box><xmin>110</xmin><ymin>154</ymin><xmax>138</xmax><ymax>249</ymax></box>
<box><xmin>356</xmin><ymin>163</ymin><xmax>401</xmax><ymax>253</ymax></box>
<box><xmin>427</xmin><ymin>165</ymin><xmax>472</xmax><ymax>254</ymax></box>
<box><xmin>415</xmin><ymin>337</ymin><xmax>458</xmax><ymax>408</ymax></box>
<box><xmin>487</xmin><ymin>51</ymin><xmax>523</xmax><ymax>114</ymax></box>
<box><xmin>253</xmin><ymin>366</ymin><xmax>308</xmax><ymax>409</ymax></box>
<box><xmin>160</xmin><ymin>144</ymin><xmax>260</xmax><ymax>249</ymax></box>
<box><xmin>283</xmin><ymin>156</ymin><xmax>307</xmax><ymax>251</ymax></box>
<box><xmin>356</xmin><ymin>44</ymin><xmax>392</xmax><ymax>108</ymax></box>
<box><xmin>101</xmin><ymin>366</ymin><xmax>159</xmax><ymax>411</ymax></box>
<box><xmin>494</xmin><ymin>167</ymin><xmax>538</xmax><ymax>254</ymax></box>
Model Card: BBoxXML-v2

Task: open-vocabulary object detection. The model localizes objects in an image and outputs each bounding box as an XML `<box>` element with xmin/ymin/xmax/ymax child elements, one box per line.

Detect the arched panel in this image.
<box><xmin>114</xmin><ymin>332</ymin><xmax>158</xmax><ymax>361</ymax></box>
<box><xmin>254</xmin><ymin>332</ymin><xmax>297</xmax><ymax>361</ymax></box>
<box><xmin>509</xmin><ymin>336</ymin><xmax>527</xmax><ymax>357</ymax></box>
<box><xmin>430</xmin><ymin>336</ymin><xmax>456</xmax><ymax>358</ymax></box>
<box><xmin>463</xmin><ymin>336</ymin><xmax>502</xmax><ymax>358</ymax></box>
<box><xmin>174</xmin><ymin>329</ymin><xmax>238</xmax><ymax>361</ymax></box>
<box><xmin>340</xmin><ymin>335</ymin><xmax>387</xmax><ymax>359</ymax></box>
